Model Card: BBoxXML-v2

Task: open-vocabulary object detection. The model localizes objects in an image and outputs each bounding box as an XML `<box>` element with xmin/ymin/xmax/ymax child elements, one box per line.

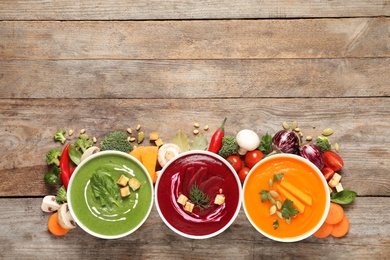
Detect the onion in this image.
<box><xmin>300</xmin><ymin>144</ymin><xmax>324</xmax><ymax>169</ymax></box>
<box><xmin>272</xmin><ymin>130</ymin><xmax>300</xmax><ymax>154</ymax></box>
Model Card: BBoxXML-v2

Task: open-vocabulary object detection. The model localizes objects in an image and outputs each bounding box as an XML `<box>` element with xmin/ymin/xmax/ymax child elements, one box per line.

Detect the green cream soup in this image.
<box><xmin>68</xmin><ymin>151</ymin><xmax>153</xmax><ymax>238</ymax></box>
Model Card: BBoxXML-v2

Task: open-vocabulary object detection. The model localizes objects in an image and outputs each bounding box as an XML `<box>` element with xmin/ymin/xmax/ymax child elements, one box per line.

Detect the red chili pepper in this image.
<box><xmin>59</xmin><ymin>144</ymin><xmax>71</xmax><ymax>189</ymax></box>
<box><xmin>208</xmin><ymin>118</ymin><xmax>227</xmax><ymax>153</ymax></box>
<box><xmin>323</xmin><ymin>150</ymin><xmax>344</xmax><ymax>171</ymax></box>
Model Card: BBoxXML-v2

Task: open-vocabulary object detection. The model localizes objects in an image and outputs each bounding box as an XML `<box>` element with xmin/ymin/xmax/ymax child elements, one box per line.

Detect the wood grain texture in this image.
<box><xmin>1</xmin><ymin>58</ymin><xmax>389</xmax><ymax>98</ymax></box>
<box><xmin>0</xmin><ymin>198</ymin><xmax>389</xmax><ymax>259</ymax></box>
<box><xmin>0</xmin><ymin>0</ymin><xmax>388</xmax><ymax>20</ymax></box>
<box><xmin>1</xmin><ymin>18</ymin><xmax>389</xmax><ymax>60</ymax></box>
<box><xmin>1</xmin><ymin>98</ymin><xmax>389</xmax><ymax>197</ymax></box>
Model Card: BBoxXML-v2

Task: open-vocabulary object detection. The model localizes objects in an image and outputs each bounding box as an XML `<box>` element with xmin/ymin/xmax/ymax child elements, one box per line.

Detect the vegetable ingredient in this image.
<box><xmin>281</xmin><ymin>199</ymin><xmax>299</xmax><ymax>222</ymax></box>
<box><xmin>57</xmin><ymin>203</ymin><xmax>76</xmax><ymax>230</ymax></box>
<box><xmin>258</xmin><ymin>133</ymin><xmax>272</xmax><ymax>154</ymax></box>
<box><xmin>54</xmin><ymin>130</ymin><xmax>67</xmax><ymax>144</ymax></box>
<box><xmin>80</xmin><ymin>146</ymin><xmax>100</xmax><ymax>162</ymax></box>
<box><xmin>189</xmin><ymin>184</ymin><xmax>210</xmax><ymax>210</ymax></box>
<box><xmin>279</xmin><ymin>181</ymin><xmax>312</xmax><ymax>206</ymax></box>
<box><xmin>90</xmin><ymin>170</ymin><xmax>121</xmax><ymax>211</ymax></box>
<box><xmin>238</xmin><ymin>167</ymin><xmax>250</xmax><ymax>184</ymax></box>
<box><xmin>325</xmin><ymin>202</ymin><xmax>344</xmax><ymax>224</ymax></box>
<box><xmin>46</xmin><ymin>148</ymin><xmax>62</xmax><ymax>166</ymax></box>
<box><xmin>236</xmin><ymin>129</ymin><xmax>260</xmax><ymax>155</ymax></box>
<box><xmin>272</xmin><ymin>130</ymin><xmax>300</xmax><ymax>154</ymax></box>
<box><xmin>48</xmin><ymin>212</ymin><xmax>70</xmax><ymax>236</ymax></box>
<box><xmin>300</xmin><ymin>144</ymin><xmax>324</xmax><ymax>169</ymax></box>
<box><xmin>56</xmin><ymin>185</ymin><xmax>67</xmax><ymax>204</ymax></box>
<box><xmin>276</xmin><ymin>185</ymin><xmax>305</xmax><ymax>214</ymax></box>
<box><xmin>226</xmin><ymin>155</ymin><xmax>243</xmax><ymax>173</ymax></box>
<box><xmin>321</xmin><ymin>167</ymin><xmax>335</xmax><ymax>181</ymax></box>
<box><xmin>157</xmin><ymin>143</ymin><xmax>181</xmax><ymax>168</ymax></box>
<box><xmin>208</xmin><ymin>118</ymin><xmax>227</xmax><ymax>153</ymax></box>
<box><xmin>316</xmin><ymin>136</ymin><xmax>331</xmax><ymax>152</ymax></box>
<box><xmin>173</xmin><ymin>130</ymin><xmax>190</xmax><ymax>153</ymax></box>
<box><xmin>44</xmin><ymin>172</ymin><xmax>61</xmax><ymax>185</ymax></box>
<box><xmin>313</xmin><ymin>222</ymin><xmax>333</xmax><ymax>238</ymax></box>
<box><xmin>59</xmin><ymin>144</ymin><xmax>71</xmax><ymax>189</ymax></box>
<box><xmin>129</xmin><ymin>145</ymin><xmax>144</xmax><ymax>162</ymax></box>
<box><xmin>331</xmin><ymin>190</ymin><xmax>357</xmax><ymax>205</ymax></box>
<box><xmin>190</xmin><ymin>134</ymin><xmax>208</xmax><ymax>151</ymax></box>
<box><xmin>323</xmin><ymin>150</ymin><xmax>344</xmax><ymax>171</ymax></box>
<box><xmin>244</xmin><ymin>150</ymin><xmax>264</xmax><ymax>169</ymax></box>
<box><xmin>331</xmin><ymin>215</ymin><xmax>350</xmax><ymax>238</ymax></box>
<box><xmin>140</xmin><ymin>146</ymin><xmax>158</xmax><ymax>183</ymax></box>
<box><xmin>74</xmin><ymin>137</ymin><xmax>93</xmax><ymax>153</ymax></box>
<box><xmin>68</xmin><ymin>144</ymin><xmax>82</xmax><ymax>165</ymax></box>
<box><xmin>218</xmin><ymin>135</ymin><xmax>238</xmax><ymax>158</ymax></box>
<box><xmin>41</xmin><ymin>195</ymin><xmax>61</xmax><ymax>213</ymax></box>
<box><xmin>100</xmin><ymin>131</ymin><xmax>134</xmax><ymax>153</ymax></box>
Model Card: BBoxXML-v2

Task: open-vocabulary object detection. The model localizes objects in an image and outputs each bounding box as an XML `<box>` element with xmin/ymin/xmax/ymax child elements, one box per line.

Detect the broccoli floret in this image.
<box><xmin>54</xmin><ymin>130</ymin><xmax>66</xmax><ymax>144</ymax></box>
<box><xmin>100</xmin><ymin>131</ymin><xmax>134</xmax><ymax>153</ymax></box>
<box><xmin>218</xmin><ymin>135</ymin><xmax>238</xmax><ymax>158</ymax></box>
<box><xmin>46</xmin><ymin>148</ymin><xmax>62</xmax><ymax>166</ymax></box>
<box><xmin>74</xmin><ymin>138</ymin><xmax>93</xmax><ymax>153</ymax></box>
<box><xmin>316</xmin><ymin>136</ymin><xmax>331</xmax><ymax>152</ymax></box>
<box><xmin>56</xmin><ymin>185</ymin><xmax>67</xmax><ymax>204</ymax></box>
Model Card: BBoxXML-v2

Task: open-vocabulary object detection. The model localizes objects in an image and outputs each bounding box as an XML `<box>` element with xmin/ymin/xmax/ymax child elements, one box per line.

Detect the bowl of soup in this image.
<box><xmin>155</xmin><ymin>150</ymin><xmax>242</xmax><ymax>239</ymax></box>
<box><xmin>67</xmin><ymin>150</ymin><xmax>154</xmax><ymax>239</ymax></box>
<box><xmin>242</xmin><ymin>154</ymin><xmax>330</xmax><ymax>242</ymax></box>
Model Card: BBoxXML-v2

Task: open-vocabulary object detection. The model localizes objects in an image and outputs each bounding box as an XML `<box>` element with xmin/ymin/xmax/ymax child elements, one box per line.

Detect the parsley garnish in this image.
<box><xmin>273</xmin><ymin>220</ymin><xmax>279</xmax><ymax>230</ymax></box>
<box><xmin>281</xmin><ymin>199</ymin><xmax>299</xmax><ymax>221</ymax></box>
<box><xmin>259</xmin><ymin>133</ymin><xmax>272</xmax><ymax>154</ymax></box>
<box><xmin>259</xmin><ymin>190</ymin><xmax>271</xmax><ymax>202</ymax></box>
<box><xmin>273</xmin><ymin>173</ymin><xmax>284</xmax><ymax>181</ymax></box>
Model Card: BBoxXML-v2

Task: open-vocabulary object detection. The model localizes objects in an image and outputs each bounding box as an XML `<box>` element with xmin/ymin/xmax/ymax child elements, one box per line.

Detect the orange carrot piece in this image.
<box><xmin>280</xmin><ymin>181</ymin><xmax>312</xmax><ymax>206</ymax></box>
<box><xmin>140</xmin><ymin>146</ymin><xmax>158</xmax><ymax>183</ymax></box>
<box><xmin>276</xmin><ymin>185</ymin><xmax>305</xmax><ymax>214</ymax></box>
<box><xmin>331</xmin><ymin>215</ymin><xmax>350</xmax><ymax>238</ymax></box>
<box><xmin>48</xmin><ymin>212</ymin><xmax>70</xmax><ymax>236</ymax></box>
<box><xmin>313</xmin><ymin>222</ymin><xmax>334</xmax><ymax>238</ymax></box>
<box><xmin>325</xmin><ymin>202</ymin><xmax>344</xmax><ymax>224</ymax></box>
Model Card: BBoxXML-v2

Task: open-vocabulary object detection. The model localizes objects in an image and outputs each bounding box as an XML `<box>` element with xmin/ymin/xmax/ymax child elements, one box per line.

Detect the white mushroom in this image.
<box><xmin>41</xmin><ymin>195</ymin><xmax>61</xmax><ymax>213</ymax></box>
<box><xmin>236</xmin><ymin>129</ymin><xmax>261</xmax><ymax>155</ymax></box>
<box><xmin>157</xmin><ymin>143</ymin><xmax>181</xmax><ymax>168</ymax></box>
<box><xmin>57</xmin><ymin>203</ymin><xmax>77</xmax><ymax>230</ymax></box>
<box><xmin>80</xmin><ymin>146</ymin><xmax>100</xmax><ymax>162</ymax></box>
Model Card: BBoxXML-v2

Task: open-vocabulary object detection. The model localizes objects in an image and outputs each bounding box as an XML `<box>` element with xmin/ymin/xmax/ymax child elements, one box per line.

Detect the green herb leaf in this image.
<box><xmin>190</xmin><ymin>134</ymin><xmax>208</xmax><ymax>150</ymax></box>
<box><xmin>173</xmin><ymin>130</ymin><xmax>190</xmax><ymax>153</ymax></box>
<box><xmin>331</xmin><ymin>190</ymin><xmax>357</xmax><ymax>205</ymax></box>
<box><xmin>68</xmin><ymin>144</ymin><xmax>82</xmax><ymax>165</ymax></box>
<box><xmin>281</xmin><ymin>199</ymin><xmax>299</xmax><ymax>220</ymax></box>
<box><xmin>273</xmin><ymin>173</ymin><xmax>284</xmax><ymax>181</ymax></box>
<box><xmin>90</xmin><ymin>170</ymin><xmax>121</xmax><ymax>211</ymax></box>
<box><xmin>189</xmin><ymin>184</ymin><xmax>210</xmax><ymax>210</ymax></box>
<box><xmin>259</xmin><ymin>190</ymin><xmax>271</xmax><ymax>203</ymax></box>
<box><xmin>273</xmin><ymin>219</ymin><xmax>279</xmax><ymax>230</ymax></box>
<box><xmin>259</xmin><ymin>133</ymin><xmax>272</xmax><ymax>154</ymax></box>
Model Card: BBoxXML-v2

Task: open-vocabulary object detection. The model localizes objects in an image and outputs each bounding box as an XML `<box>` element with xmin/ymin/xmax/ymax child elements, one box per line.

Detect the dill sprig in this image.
<box><xmin>189</xmin><ymin>184</ymin><xmax>210</xmax><ymax>210</ymax></box>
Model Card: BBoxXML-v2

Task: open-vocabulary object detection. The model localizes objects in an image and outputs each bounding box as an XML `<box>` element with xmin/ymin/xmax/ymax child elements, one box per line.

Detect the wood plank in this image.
<box><xmin>0</xmin><ymin>0</ymin><xmax>388</xmax><ymax>20</ymax></box>
<box><xmin>0</xmin><ymin>98</ymin><xmax>389</xmax><ymax>197</ymax></box>
<box><xmin>1</xmin><ymin>58</ymin><xmax>389</xmax><ymax>98</ymax></box>
<box><xmin>1</xmin><ymin>18</ymin><xmax>389</xmax><ymax>60</ymax></box>
<box><xmin>0</xmin><ymin>197</ymin><xmax>388</xmax><ymax>258</ymax></box>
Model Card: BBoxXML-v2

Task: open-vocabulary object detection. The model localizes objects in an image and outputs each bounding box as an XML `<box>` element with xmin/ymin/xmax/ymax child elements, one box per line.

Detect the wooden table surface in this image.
<box><xmin>1</xmin><ymin>1</ymin><xmax>389</xmax><ymax>259</ymax></box>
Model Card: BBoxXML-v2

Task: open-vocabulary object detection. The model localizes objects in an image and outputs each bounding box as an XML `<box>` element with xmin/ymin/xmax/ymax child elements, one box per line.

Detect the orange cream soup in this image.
<box><xmin>244</xmin><ymin>155</ymin><xmax>328</xmax><ymax>239</ymax></box>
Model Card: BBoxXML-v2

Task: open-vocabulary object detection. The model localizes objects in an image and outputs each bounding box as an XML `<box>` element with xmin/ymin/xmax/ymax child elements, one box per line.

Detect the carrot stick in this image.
<box><xmin>331</xmin><ymin>215</ymin><xmax>350</xmax><ymax>238</ymax></box>
<box><xmin>48</xmin><ymin>212</ymin><xmax>70</xmax><ymax>236</ymax></box>
<box><xmin>325</xmin><ymin>202</ymin><xmax>344</xmax><ymax>224</ymax></box>
<box><xmin>313</xmin><ymin>222</ymin><xmax>333</xmax><ymax>238</ymax></box>
<box><xmin>280</xmin><ymin>181</ymin><xmax>312</xmax><ymax>206</ymax></box>
<box><xmin>276</xmin><ymin>185</ymin><xmax>305</xmax><ymax>214</ymax></box>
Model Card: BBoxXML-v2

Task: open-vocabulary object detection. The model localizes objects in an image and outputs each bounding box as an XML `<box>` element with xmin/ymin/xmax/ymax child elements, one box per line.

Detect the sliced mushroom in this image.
<box><xmin>41</xmin><ymin>195</ymin><xmax>61</xmax><ymax>213</ymax></box>
<box><xmin>157</xmin><ymin>143</ymin><xmax>181</xmax><ymax>168</ymax></box>
<box><xmin>57</xmin><ymin>203</ymin><xmax>77</xmax><ymax>230</ymax></box>
<box><xmin>80</xmin><ymin>146</ymin><xmax>100</xmax><ymax>162</ymax></box>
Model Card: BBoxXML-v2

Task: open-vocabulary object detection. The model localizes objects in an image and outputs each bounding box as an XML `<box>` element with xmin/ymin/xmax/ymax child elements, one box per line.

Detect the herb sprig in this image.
<box><xmin>189</xmin><ymin>184</ymin><xmax>210</xmax><ymax>210</ymax></box>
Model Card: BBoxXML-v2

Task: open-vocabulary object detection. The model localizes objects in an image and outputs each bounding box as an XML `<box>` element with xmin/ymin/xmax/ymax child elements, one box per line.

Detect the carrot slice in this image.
<box><xmin>280</xmin><ymin>181</ymin><xmax>312</xmax><ymax>206</ymax></box>
<box><xmin>325</xmin><ymin>202</ymin><xmax>344</xmax><ymax>224</ymax></box>
<box><xmin>140</xmin><ymin>146</ymin><xmax>158</xmax><ymax>183</ymax></box>
<box><xmin>48</xmin><ymin>212</ymin><xmax>70</xmax><ymax>236</ymax></box>
<box><xmin>313</xmin><ymin>222</ymin><xmax>333</xmax><ymax>238</ymax></box>
<box><xmin>331</xmin><ymin>215</ymin><xmax>350</xmax><ymax>238</ymax></box>
<box><xmin>276</xmin><ymin>185</ymin><xmax>305</xmax><ymax>214</ymax></box>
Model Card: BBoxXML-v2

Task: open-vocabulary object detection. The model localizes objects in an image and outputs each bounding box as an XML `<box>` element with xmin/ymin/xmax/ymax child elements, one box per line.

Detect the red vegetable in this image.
<box><xmin>321</xmin><ymin>167</ymin><xmax>335</xmax><ymax>181</ymax></box>
<box><xmin>272</xmin><ymin>130</ymin><xmax>300</xmax><ymax>154</ymax></box>
<box><xmin>244</xmin><ymin>150</ymin><xmax>263</xmax><ymax>169</ymax></box>
<box><xmin>226</xmin><ymin>155</ymin><xmax>243</xmax><ymax>173</ymax></box>
<box><xmin>300</xmin><ymin>144</ymin><xmax>324</xmax><ymax>170</ymax></box>
<box><xmin>208</xmin><ymin>118</ymin><xmax>227</xmax><ymax>153</ymax></box>
<box><xmin>238</xmin><ymin>167</ymin><xmax>250</xmax><ymax>184</ymax></box>
<box><xmin>323</xmin><ymin>150</ymin><xmax>344</xmax><ymax>171</ymax></box>
<box><xmin>59</xmin><ymin>144</ymin><xmax>72</xmax><ymax>189</ymax></box>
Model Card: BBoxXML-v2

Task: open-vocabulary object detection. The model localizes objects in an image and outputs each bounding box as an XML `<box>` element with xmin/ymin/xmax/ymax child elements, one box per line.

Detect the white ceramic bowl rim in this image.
<box><xmin>67</xmin><ymin>150</ymin><xmax>154</xmax><ymax>239</ymax></box>
<box><xmin>242</xmin><ymin>153</ymin><xmax>331</xmax><ymax>242</ymax></box>
<box><xmin>155</xmin><ymin>150</ymin><xmax>243</xmax><ymax>239</ymax></box>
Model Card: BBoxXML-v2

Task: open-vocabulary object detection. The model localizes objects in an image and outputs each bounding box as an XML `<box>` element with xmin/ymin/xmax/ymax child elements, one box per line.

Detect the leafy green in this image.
<box><xmin>173</xmin><ymin>130</ymin><xmax>190</xmax><ymax>153</ymax></box>
<box><xmin>259</xmin><ymin>190</ymin><xmax>271</xmax><ymax>203</ymax></box>
<box><xmin>90</xmin><ymin>170</ymin><xmax>121</xmax><ymax>211</ymax></box>
<box><xmin>190</xmin><ymin>134</ymin><xmax>208</xmax><ymax>151</ymax></box>
<box><xmin>273</xmin><ymin>220</ymin><xmax>279</xmax><ymax>230</ymax></box>
<box><xmin>68</xmin><ymin>144</ymin><xmax>82</xmax><ymax>165</ymax></box>
<box><xmin>281</xmin><ymin>199</ymin><xmax>299</xmax><ymax>220</ymax></box>
<box><xmin>259</xmin><ymin>133</ymin><xmax>272</xmax><ymax>154</ymax></box>
<box><xmin>189</xmin><ymin>184</ymin><xmax>210</xmax><ymax>210</ymax></box>
<box><xmin>331</xmin><ymin>190</ymin><xmax>357</xmax><ymax>205</ymax></box>
<box><xmin>273</xmin><ymin>173</ymin><xmax>284</xmax><ymax>181</ymax></box>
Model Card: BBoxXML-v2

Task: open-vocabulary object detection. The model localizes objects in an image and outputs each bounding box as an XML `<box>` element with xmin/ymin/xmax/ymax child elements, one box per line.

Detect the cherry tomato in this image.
<box><xmin>323</xmin><ymin>151</ymin><xmax>344</xmax><ymax>171</ymax></box>
<box><xmin>226</xmin><ymin>155</ymin><xmax>243</xmax><ymax>173</ymax></box>
<box><xmin>244</xmin><ymin>150</ymin><xmax>264</xmax><ymax>169</ymax></box>
<box><xmin>238</xmin><ymin>167</ymin><xmax>250</xmax><ymax>184</ymax></box>
<box><xmin>321</xmin><ymin>167</ymin><xmax>335</xmax><ymax>181</ymax></box>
